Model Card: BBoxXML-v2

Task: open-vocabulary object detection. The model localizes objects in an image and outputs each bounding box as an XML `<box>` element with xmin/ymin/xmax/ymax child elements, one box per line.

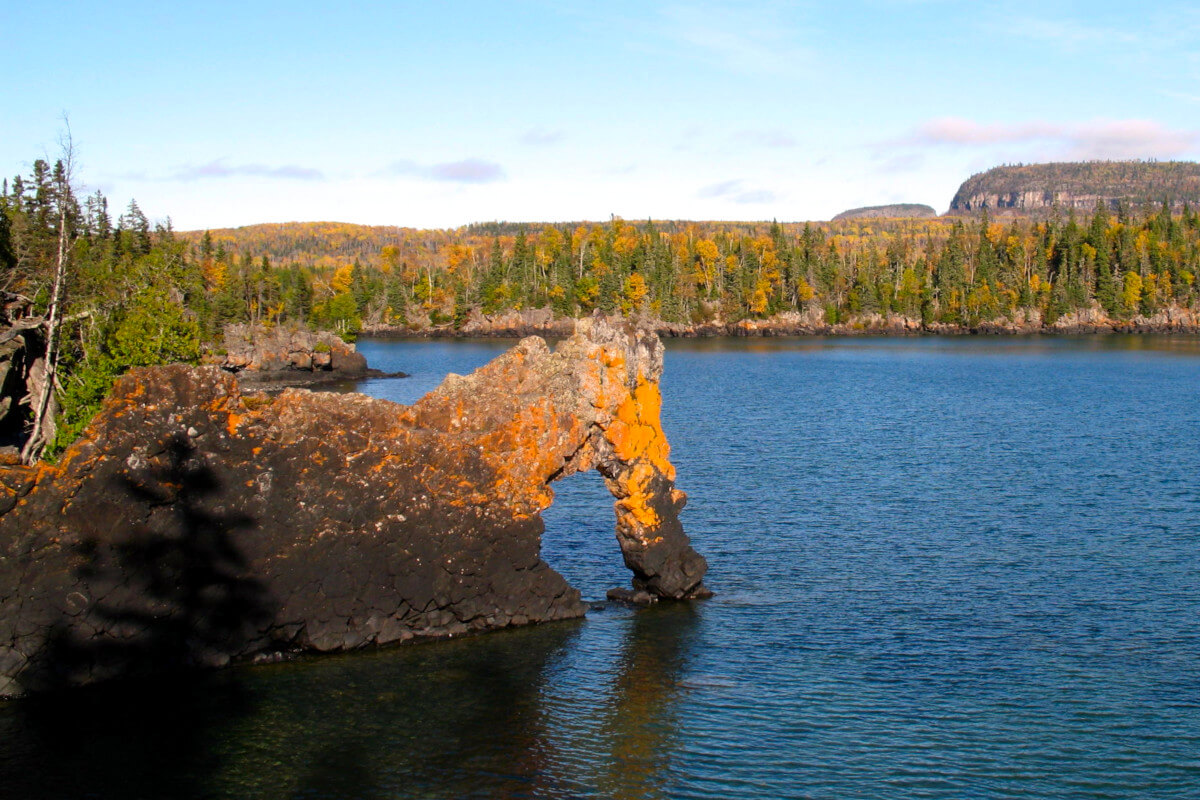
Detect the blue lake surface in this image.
<box><xmin>3</xmin><ymin>335</ymin><xmax>1199</xmax><ymax>799</ymax></box>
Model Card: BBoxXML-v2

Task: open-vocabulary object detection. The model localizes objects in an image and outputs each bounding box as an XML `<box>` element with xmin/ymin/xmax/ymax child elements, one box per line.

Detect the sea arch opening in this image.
<box><xmin>540</xmin><ymin>469</ymin><xmax>632</xmax><ymax>602</ymax></box>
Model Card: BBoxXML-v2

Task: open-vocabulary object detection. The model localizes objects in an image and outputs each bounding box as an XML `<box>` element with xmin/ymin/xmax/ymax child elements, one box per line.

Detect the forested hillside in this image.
<box><xmin>180</xmin><ymin>204</ymin><xmax>1200</xmax><ymax>333</ymax></box>
<box><xmin>4</xmin><ymin>153</ymin><xmax>1200</xmax><ymax>458</ymax></box>
<box><xmin>831</xmin><ymin>204</ymin><xmax>937</xmax><ymax>221</ymax></box>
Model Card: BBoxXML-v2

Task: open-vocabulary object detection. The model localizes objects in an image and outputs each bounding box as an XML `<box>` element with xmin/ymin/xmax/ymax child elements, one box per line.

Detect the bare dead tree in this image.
<box><xmin>21</xmin><ymin>125</ymin><xmax>76</xmax><ymax>464</ymax></box>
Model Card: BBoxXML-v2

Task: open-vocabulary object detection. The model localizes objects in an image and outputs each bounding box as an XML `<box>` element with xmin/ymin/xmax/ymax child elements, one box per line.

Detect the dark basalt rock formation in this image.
<box><xmin>0</xmin><ymin>317</ymin><xmax>708</xmax><ymax>696</ymax></box>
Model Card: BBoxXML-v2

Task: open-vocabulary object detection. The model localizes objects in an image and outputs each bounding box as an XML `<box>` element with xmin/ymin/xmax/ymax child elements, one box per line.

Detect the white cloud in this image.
<box><xmin>875</xmin><ymin>152</ymin><xmax>926</xmax><ymax>174</ymax></box>
<box><xmin>697</xmin><ymin>179</ymin><xmax>743</xmax><ymax>198</ymax></box>
<box><xmin>169</xmin><ymin>160</ymin><xmax>325</xmax><ymax>182</ymax></box>
<box><xmin>520</xmin><ymin>128</ymin><xmax>566</xmax><ymax>146</ymax></box>
<box><xmin>733</xmin><ymin>188</ymin><xmax>779</xmax><ymax>204</ymax></box>
<box><xmin>898</xmin><ymin>117</ymin><xmax>1199</xmax><ymax>160</ymax></box>
<box><xmin>697</xmin><ymin>179</ymin><xmax>779</xmax><ymax>204</ymax></box>
<box><xmin>380</xmin><ymin>158</ymin><xmax>506</xmax><ymax>183</ymax></box>
<box><xmin>1158</xmin><ymin>88</ymin><xmax>1200</xmax><ymax>105</ymax></box>
<box><xmin>1004</xmin><ymin>16</ymin><xmax>1142</xmax><ymax>50</ymax></box>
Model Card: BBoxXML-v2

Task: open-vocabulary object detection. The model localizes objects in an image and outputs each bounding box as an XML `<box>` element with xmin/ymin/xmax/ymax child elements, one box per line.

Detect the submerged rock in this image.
<box><xmin>0</xmin><ymin>316</ymin><xmax>707</xmax><ymax>696</ymax></box>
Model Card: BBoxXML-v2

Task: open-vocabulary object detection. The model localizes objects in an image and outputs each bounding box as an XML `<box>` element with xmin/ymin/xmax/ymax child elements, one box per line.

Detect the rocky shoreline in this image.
<box><xmin>363</xmin><ymin>305</ymin><xmax>1200</xmax><ymax>340</ymax></box>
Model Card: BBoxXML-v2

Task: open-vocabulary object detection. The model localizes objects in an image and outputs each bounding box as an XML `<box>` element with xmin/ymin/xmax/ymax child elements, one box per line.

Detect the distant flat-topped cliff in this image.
<box><xmin>949</xmin><ymin>161</ymin><xmax>1200</xmax><ymax>214</ymax></box>
<box><xmin>831</xmin><ymin>203</ymin><xmax>937</xmax><ymax>221</ymax></box>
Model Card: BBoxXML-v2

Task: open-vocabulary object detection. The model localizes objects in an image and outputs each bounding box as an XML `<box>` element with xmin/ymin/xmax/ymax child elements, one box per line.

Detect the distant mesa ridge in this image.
<box><xmin>949</xmin><ymin>161</ymin><xmax>1200</xmax><ymax>213</ymax></box>
<box><xmin>831</xmin><ymin>204</ymin><xmax>937</xmax><ymax>221</ymax></box>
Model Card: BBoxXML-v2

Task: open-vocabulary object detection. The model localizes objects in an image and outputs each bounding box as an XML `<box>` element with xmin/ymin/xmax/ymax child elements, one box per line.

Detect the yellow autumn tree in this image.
<box><xmin>201</xmin><ymin>259</ymin><xmax>227</xmax><ymax>293</ymax></box>
<box><xmin>380</xmin><ymin>245</ymin><xmax>400</xmax><ymax>274</ymax></box>
<box><xmin>331</xmin><ymin>263</ymin><xmax>355</xmax><ymax>294</ymax></box>
<box><xmin>1122</xmin><ymin>271</ymin><xmax>1142</xmax><ymax>313</ymax></box>
<box><xmin>622</xmin><ymin>272</ymin><xmax>649</xmax><ymax>313</ymax></box>
<box><xmin>693</xmin><ymin>239</ymin><xmax>720</xmax><ymax>294</ymax></box>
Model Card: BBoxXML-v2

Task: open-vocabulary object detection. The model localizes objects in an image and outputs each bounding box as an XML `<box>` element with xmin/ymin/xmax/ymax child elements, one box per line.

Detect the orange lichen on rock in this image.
<box><xmin>225</xmin><ymin>411</ymin><xmax>246</xmax><ymax>437</ymax></box>
<box><xmin>0</xmin><ymin>314</ymin><xmax>707</xmax><ymax>698</ymax></box>
<box><xmin>607</xmin><ymin>376</ymin><xmax>674</xmax><ymax>480</ymax></box>
<box><xmin>405</xmin><ymin>316</ymin><xmax>707</xmax><ymax>598</ymax></box>
<box><xmin>613</xmin><ymin>461</ymin><xmax>663</xmax><ymax>530</ymax></box>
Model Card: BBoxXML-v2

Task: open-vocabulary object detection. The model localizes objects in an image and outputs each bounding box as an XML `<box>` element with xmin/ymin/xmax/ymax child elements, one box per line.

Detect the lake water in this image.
<box><xmin>3</xmin><ymin>335</ymin><xmax>1200</xmax><ymax>799</ymax></box>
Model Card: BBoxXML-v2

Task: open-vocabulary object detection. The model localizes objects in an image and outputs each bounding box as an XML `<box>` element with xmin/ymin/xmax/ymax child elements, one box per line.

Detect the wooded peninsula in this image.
<box><xmin>3</xmin><ymin>155</ymin><xmax>1200</xmax><ymax>458</ymax></box>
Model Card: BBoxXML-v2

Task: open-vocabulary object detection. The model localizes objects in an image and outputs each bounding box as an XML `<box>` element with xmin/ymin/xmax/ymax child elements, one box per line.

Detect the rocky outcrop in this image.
<box><xmin>0</xmin><ymin>317</ymin><xmax>707</xmax><ymax>696</ymax></box>
<box><xmin>382</xmin><ymin>305</ymin><xmax>1200</xmax><ymax>338</ymax></box>
<box><xmin>219</xmin><ymin>324</ymin><xmax>369</xmax><ymax>382</ymax></box>
<box><xmin>831</xmin><ymin>203</ymin><xmax>937</xmax><ymax>221</ymax></box>
<box><xmin>364</xmin><ymin>307</ymin><xmax>577</xmax><ymax>339</ymax></box>
<box><xmin>0</xmin><ymin>293</ymin><xmax>55</xmax><ymax>453</ymax></box>
<box><xmin>457</xmin><ymin>307</ymin><xmax>576</xmax><ymax>337</ymax></box>
<box><xmin>949</xmin><ymin>161</ymin><xmax>1200</xmax><ymax>214</ymax></box>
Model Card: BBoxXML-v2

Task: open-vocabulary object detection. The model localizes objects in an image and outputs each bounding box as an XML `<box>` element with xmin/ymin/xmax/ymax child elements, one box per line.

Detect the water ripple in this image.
<box><xmin>2</xmin><ymin>335</ymin><xmax>1198</xmax><ymax>799</ymax></box>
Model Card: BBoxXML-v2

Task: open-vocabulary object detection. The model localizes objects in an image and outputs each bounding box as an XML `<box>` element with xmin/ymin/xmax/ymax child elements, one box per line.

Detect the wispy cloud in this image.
<box><xmin>520</xmin><ymin>127</ymin><xmax>565</xmax><ymax>146</ymax></box>
<box><xmin>170</xmin><ymin>160</ymin><xmax>325</xmax><ymax>182</ymax></box>
<box><xmin>698</xmin><ymin>179</ymin><xmax>743</xmax><ymax>198</ymax></box>
<box><xmin>732</xmin><ymin>189</ymin><xmax>779</xmax><ymax>204</ymax></box>
<box><xmin>1002</xmin><ymin>16</ymin><xmax>1142</xmax><ymax>50</ymax></box>
<box><xmin>987</xmin><ymin>6</ymin><xmax>1200</xmax><ymax>55</ymax></box>
<box><xmin>697</xmin><ymin>179</ymin><xmax>779</xmax><ymax>204</ymax></box>
<box><xmin>604</xmin><ymin>163</ymin><xmax>638</xmax><ymax>176</ymax></box>
<box><xmin>897</xmin><ymin>117</ymin><xmax>1200</xmax><ymax>160</ymax></box>
<box><xmin>875</xmin><ymin>152</ymin><xmax>926</xmax><ymax>174</ymax></box>
<box><xmin>660</xmin><ymin>2</ymin><xmax>811</xmax><ymax>76</ymax></box>
<box><xmin>731</xmin><ymin>129</ymin><xmax>797</xmax><ymax>148</ymax></box>
<box><xmin>381</xmin><ymin>158</ymin><xmax>506</xmax><ymax>184</ymax></box>
<box><xmin>1159</xmin><ymin>88</ymin><xmax>1200</xmax><ymax>105</ymax></box>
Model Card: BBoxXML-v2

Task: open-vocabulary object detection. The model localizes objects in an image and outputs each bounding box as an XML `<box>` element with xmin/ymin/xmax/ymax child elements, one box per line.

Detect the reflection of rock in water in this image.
<box><xmin>0</xmin><ymin>670</ymin><xmax>257</xmax><ymax>799</ymax></box>
<box><xmin>0</xmin><ymin>316</ymin><xmax>708</xmax><ymax>696</ymax></box>
<box><xmin>0</xmin><ymin>598</ymin><xmax>704</xmax><ymax>799</ymax></box>
<box><xmin>204</xmin><ymin>619</ymin><xmax>585</xmax><ymax>799</ymax></box>
<box><xmin>596</xmin><ymin>603</ymin><xmax>702</xmax><ymax>800</ymax></box>
<box><xmin>212</xmin><ymin>604</ymin><xmax>701</xmax><ymax>799</ymax></box>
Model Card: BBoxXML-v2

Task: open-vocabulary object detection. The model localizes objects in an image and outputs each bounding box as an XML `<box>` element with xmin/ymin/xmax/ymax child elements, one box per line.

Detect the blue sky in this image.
<box><xmin>4</xmin><ymin>1</ymin><xmax>1199</xmax><ymax>230</ymax></box>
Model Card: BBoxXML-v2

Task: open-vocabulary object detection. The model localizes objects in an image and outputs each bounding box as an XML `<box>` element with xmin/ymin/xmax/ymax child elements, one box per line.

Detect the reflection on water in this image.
<box><xmin>594</xmin><ymin>604</ymin><xmax>699</xmax><ymax>800</ymax></box>
<box><xmin>0</xmin><ymin>671</ymin><xmax>258</xmax><ymax>799</ymax></box>
<box><xmin>0</xmin><ymin>604</ymin><xmax>702</xmax><ymax>799</ymax></box>
<box><xmin>663</xmin><ymin>332</ymin><xmax>1200</xmax><ymax>358</ymax></box>
<box><xmin>3</xmin><ymin>334</ymin><xmax>1200</xmax><ymax>799</ymax></box>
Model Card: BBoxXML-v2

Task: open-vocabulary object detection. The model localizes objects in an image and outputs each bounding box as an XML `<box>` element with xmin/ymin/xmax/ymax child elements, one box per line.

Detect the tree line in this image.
<box><xmin>4</xmin><ymin>152</ymin><xmax>1200</xmax><ymax>459</ymax></box>
<box><xmin>2</xmin><ymin>153</ymin><xmax>204</xmax><ymax>459</ymax></box>
<box><xmin>190</xmin><ymin>203</ymin><xmax>1200</xmax><ymax>331</ymax></box>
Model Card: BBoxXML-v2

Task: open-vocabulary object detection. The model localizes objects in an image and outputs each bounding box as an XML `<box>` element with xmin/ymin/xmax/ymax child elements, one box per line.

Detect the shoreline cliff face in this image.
<box><xmin>0</xmin><ymin>318</ymin><xmax>707</xmax><ymax>697</ymax></box>
<box><xmin>948</xmin><ymin>161</ymin><xmax>1200</xmax><ymax>214</ymax></box>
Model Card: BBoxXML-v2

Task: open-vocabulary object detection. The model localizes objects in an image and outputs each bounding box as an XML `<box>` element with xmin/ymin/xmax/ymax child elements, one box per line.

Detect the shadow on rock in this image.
<box><xmin>18</xmin><ymin>433</ymin><xmax>277</xmax><ymax>694</ymax></box>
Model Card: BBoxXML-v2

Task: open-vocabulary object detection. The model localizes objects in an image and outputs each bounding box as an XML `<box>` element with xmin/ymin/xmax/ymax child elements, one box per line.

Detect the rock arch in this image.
<box><xmin>0</xmin><ymin>317</ymin><xmax>707</xmax><ymax>695</ymax></box>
